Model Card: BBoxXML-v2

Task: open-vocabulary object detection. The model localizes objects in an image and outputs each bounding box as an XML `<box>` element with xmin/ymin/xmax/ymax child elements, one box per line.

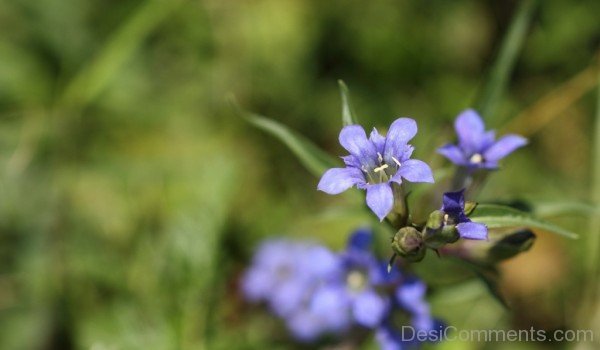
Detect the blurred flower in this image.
<box><xmin>437</xmin><ymin>109</ymin><xmax>527</xmax><ymax>169</ymax></box>
<box><xmin>241</xmin><ymin>240</ymin><xmax>341</xmax><ymax>318</ymax></box>
<box><xmin>241</xmin><ymin>229</ymin><xmax>443</xmax><ymax>347</ymax></box>
<box><xmin>376</xmin><ymin>278</ymin><xmax>443</xmax><ymax>350</ymax></box>
<box><xmin>442</xmin><ymin>189</ymin><xmax>487</xmax><ymax>240</ymax></box>
<box><xmin>339</xmin><ymin>229</ymin><xmax>390</xmax><ymax>328</ymax></box>
<box><xmin>318</xmin><ymin>118</ymin><xmax>434</xmax><ymax>221</ymax></box>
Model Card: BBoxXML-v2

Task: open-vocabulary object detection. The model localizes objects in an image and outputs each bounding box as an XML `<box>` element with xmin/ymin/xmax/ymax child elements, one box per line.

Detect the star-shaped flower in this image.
<box><xmin>442</xmin><ymin>189</ymin><xmax>487</xmax><ymax>240</ymax></box>
<box><xmin>318</xmin><ymin>118</ymin><xmax>434</xmax><ymax>221</ymax></box>
<box><xmin>437</xmin><ymin>109</ymin><xmax>527</xmax><ymax>169</ymax></box>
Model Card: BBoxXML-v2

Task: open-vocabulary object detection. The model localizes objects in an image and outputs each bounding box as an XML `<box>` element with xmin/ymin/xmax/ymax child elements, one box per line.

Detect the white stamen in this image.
<box><xmin>443</xmin><ymin>213</ymin><xmax>449</xmax><ymax>224</ymax></box>
<box><xmin>391</xmin><ymin>156</ymin><xmax>402</xmax><ymax>167</ymax></box>
<box><xmin>377</xmin><ymin>152</ymin><xmax>383</xmax><ymax>163</ymax></box>
<box><xmin>470</xmin><ymin>153</ymin><xmax>484</xmax><ymax>164</ymax></box>
<box><xmin>374</xmin><ymin>164</ymin><xmax>389</xmax><ymax>173</ymax></box>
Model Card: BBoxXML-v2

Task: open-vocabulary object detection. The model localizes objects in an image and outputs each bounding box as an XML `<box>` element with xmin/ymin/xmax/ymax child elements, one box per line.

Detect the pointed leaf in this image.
<box><xmin>475</xmin><ymin>0</ymin><xmax>538</xmax><ymax>120</ymax></box>
<box><xmin>231</xmin><ymin>99</ymin><xmax>338</xmax><ymax>177</ymax></box>
<box><xmin>338</xmin><ymin>80</ymin><xmax>358</xmax><ymax>126</ymax></box>
<box><xmin>470</xmin><ymin>204</ymin><xmax>578</xmax><ymax>239</ymax></box>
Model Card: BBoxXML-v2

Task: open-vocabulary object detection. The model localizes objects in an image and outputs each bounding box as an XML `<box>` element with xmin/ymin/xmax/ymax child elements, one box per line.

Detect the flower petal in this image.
<box><xmin>392</xmin><ymin>159</ymin><xmax>434</xmax><ymax>184</ymax></box>
<box><xmin>286</xmin><ymin>311</ymin><xmax>322</xmax><ymax>342</ymax></box>
<box><xmin>375</xmin><ymin>325</ymin><xmax>402</xmax><ymax>350</ymax></box>
<box><xmin>437</xmin><ymin>143</ymin><xmax>467</xmax><ymax>165</ymax></box>
<box><xmin>383</xmin><ymin>118</ymin><xmax>417</xmax><ymax>160</ymax></box>
<box><xmin>483</xmin><ymin>134</ymin><xmax>527</xmax><ymax>162</ymax></box>
<box><xmin>441</xmin><ymin>189</ymin><xmax>465</xmax><ymax>216</ymax></box>
<box><xmin>352</xmin><ymin>290</ymin><xmax>389</xmax><ymax>328</ymax></box>
<box><xmin>347</xmin><ymin>228</ymin><xmax>373</xmax><ymax>252</ymax></box>
<box><xmin>342</xmin><ymin>155</ymin><xmax>361</xmax><ymax>168</ymax></box>
<box><xmin>396</xmin><ymin>278</ymin><xmax>426</xmax><ymax>310</ymax></box>
<box><xmin>317</xmin><ymin>167</ymin><xmax>364</xmax><ymax>194</ymax></box>
<box><xmin>455</xmin><ymin>109</ymin><xmax>485</xmax><ymax>154</ymax></box>
<box><xmin>456</xmin><ymin>222</ymin><xmax>488</xmax><ymax>240</ymax></box>
<box><xmin>339</xmin><ymin>125</ymin><xmax>378</xmax><ymax>167</ymax></box>
<box><xmin>370</xmin><ymin>128</ymin><xmax>386</xmax><ymax>155</ymax></box>
<box><xmin>481</xmin><ymin>130</ymin><xmax>496</xmax><ymax>150</ymax></box>
<box><xmin>366</xmin><ymin>183</ymin><xmax>394</xmax><ymax>221</ymax></box>
<box><xmin>310</xmin><ymin>286</ymin><xmax>352</xmax><ymax>332</ymax></box>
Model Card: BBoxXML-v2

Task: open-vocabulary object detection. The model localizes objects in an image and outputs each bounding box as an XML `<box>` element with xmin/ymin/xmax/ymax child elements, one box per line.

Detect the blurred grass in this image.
<box><xmin>0</xmin><ymin>0</ymin><xmax>598</xmax><ymax>349</ymax></box>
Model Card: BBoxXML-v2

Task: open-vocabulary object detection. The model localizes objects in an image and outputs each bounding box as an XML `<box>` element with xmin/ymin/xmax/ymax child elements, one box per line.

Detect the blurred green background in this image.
<box><xmin>0</xmin><ymin>0</ymin><xmax>598</xmax><ymax>349</ymax></box>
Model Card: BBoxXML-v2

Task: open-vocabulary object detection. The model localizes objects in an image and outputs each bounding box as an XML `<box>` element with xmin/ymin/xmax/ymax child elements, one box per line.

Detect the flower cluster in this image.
<box><xmin>318</xmin><ymin>109</ymin><xmax>527</xmax><ymax>260</ymax></box>
<box><xmin>242</xmin><ymin>229</ymin><xmax>441</xmax><ymax>347</ymax></box>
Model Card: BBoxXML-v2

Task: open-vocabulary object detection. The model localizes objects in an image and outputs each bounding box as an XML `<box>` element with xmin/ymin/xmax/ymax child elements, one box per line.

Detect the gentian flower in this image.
<box><xmin>241</xmin><ymin>240</ymin><xmax>341</xmax><ymax>318</ymax></box>
<box><xmin>437</xmin><ymin>109</ymin><xmax>527</xmax><ymax>169</ymax></box>
<box><xmin>442</xmin><ymin>189</ymin><xmax>487</xmax><ymax>240</ymax></box>
<box><xmin>338</xmin><ymin>229</ymin><xmax>391</xmax><ymax>328</ymax></box>
<box><xmin>318</xmin><ymin>118</ymin><xmax>434</xmax><ymax>221</ymax></box>
<box><xmin>241</xmin><ymin>230</ymin><xmax>444</xmax><ymax>345</ymax></box>
<box><xmin>375</xmin><ymin>278</ymin><xmax>443</xmax><ymax>350</ymax></box>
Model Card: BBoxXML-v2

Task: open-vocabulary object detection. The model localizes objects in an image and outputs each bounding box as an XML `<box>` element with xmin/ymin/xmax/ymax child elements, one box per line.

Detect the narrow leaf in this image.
<box><xmin>530</xmin><ymin>200</ymin><xmax>599</xmax><ymax>218</ymax></box>
<box><xmin>476</xmin><ymin>0</ymin><xmax>537</xmax><ymax>120</ymax></box>
<box><xmin>230</xmin><ymin>99</ymin><xmax>338</xmax><ymax>177</ymax></box>
<box><xmin>338</xmin><ymin>80</ymin><xmax>358</xmax><ymax>126</ymax></box>
<box><xmin>470</xmin><ymin>204</ymin><xmax>578</xmax><ymax>239</ymax></box>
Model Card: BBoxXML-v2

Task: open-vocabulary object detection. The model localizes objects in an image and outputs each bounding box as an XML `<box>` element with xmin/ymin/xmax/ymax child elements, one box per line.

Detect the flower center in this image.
<box><xmin>346</xmin><ymin>270</ymin><xmax>367</xmax><ymax>292</ymax></box>
<box><xmin>469</xmin><ymin>153</ymin><xmax>484</xmax><ymax>164</ymax></box>
<box><xmin>362</xmin><ymin>153</ymin><xmax>402</xmax><ymax>184</ymax></box>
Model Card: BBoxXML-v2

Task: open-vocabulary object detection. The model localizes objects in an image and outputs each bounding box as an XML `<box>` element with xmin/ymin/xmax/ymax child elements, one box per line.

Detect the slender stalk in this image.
<box><xmin>577</xmin><ymin>61</ymin><xmax>600</xmax><ymax>334</ymax></box>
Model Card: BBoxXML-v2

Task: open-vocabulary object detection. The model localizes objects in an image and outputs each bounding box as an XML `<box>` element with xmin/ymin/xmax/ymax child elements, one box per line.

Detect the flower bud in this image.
<box><xmin>423</xmin><ymin>210</ymin><xmax>460</xmax><ymax>249</ymax></box>
<box><xmin>487</xmin><ymin>229</ymin><xmax>535</xmax><ymax>262</ymax></box>
<box><xmin>391</xmin><ymin>227</ymin><xmax>426</xmax><ymax>262</ymax></box>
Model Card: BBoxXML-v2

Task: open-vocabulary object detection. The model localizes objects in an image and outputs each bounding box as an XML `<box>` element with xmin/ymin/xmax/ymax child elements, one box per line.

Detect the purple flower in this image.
<box><xmin>376</xmin><ymin>278</ymin><xmax>444</xmax><ymax>350</ymax></box>
<box><xmin>339</xmin><ymin>229</ymin><xmax>391</xmax><ymax>328</ymax></box>
<box><xmin>241</xmin><ymin>240</ymin><xmax>341</xmax><ymax>318</ymax></box>
<box><xmin>241</xmin><ymin>230</ymin><xmax>444</xmax><ymax>345</ymax></box>
<box><xmin>437</xmin><ymin>109</ymin><xmax>527</xmax><ymax>169</ymax></box>
<box><xmin>442</xmin><ymin>189</ymin><xmax>487</xmax><ymax>240</ymax></box>
<box><xmin>318</xmin><ymin>118</ymin><xmax>434</xmax><ymax>221</ymax></box>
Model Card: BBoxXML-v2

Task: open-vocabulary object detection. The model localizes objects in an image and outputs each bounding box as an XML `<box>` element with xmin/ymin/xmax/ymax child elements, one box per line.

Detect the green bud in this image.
<box><xmin>423</xmin><ymin>210</ymin><xmax>459</xmax><ymax>249</ymax></box>
<box><xmin>464</xmin><ymin>201</ymin><xmax>478</xmax><ymax>216</ymax></box>
<box><xmin>487</xmin><ymin>229</ymin><xmax>535</xmax><ymax>262</ymax></box>
<box><xmin>391</xmin><ymin>227</ymin><xmax>426</xmax><ymax>262</ymax></box>
<box><xmin>453</xmin><ymin>228</ymin><xmax>536</xmax><ymax>265</ymax></box>
<box><xmin>426</xmin><ymin>210</ymin><xmax>444</xmax><ymax>230</ymax></box>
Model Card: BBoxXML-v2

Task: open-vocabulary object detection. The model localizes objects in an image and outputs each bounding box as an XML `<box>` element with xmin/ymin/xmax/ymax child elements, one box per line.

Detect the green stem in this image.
<box><xmin>386</xmin><ymin>183</ymin><xmax>408</xmax><ymax>229</ymax></box>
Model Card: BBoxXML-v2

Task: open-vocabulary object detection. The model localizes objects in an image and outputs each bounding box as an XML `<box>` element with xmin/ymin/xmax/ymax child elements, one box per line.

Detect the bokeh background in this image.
<box><xmin>0</xmin><ymin>0</ymin><xmax>599</xmax><ymax>349</ymax></box>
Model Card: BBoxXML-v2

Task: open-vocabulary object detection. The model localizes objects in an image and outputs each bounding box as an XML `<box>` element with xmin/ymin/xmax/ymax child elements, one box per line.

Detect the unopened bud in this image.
<box><xmin>488</xmin><ymin>229</ymin><xmax>535</xmax><ymax>262</ymax></box>
<box><xmin>423</xmin><ymin>210</ymin><xmax>459</xmax><ymax>249</ymax></box>
<box><xmin>392</xmin><ymin>227</ymin><xmax>426</xmax><ymax>262</ymax></box>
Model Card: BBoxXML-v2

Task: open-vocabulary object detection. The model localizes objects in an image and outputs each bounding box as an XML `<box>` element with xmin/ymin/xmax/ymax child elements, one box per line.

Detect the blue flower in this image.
<box><xmin>241</xmin><ymin>230</ymin><xmax>444</xmax><ymax>345</ymax></box>
<box><xmin>375</xmin><ymin>278</ymin><xmax>444</xmax><ymax>350</ymax></box>
<box><xmin>437</xmin><ymin>109</ymin><xmax>527</xmax><ymax>169</ymax></box>
<box><xmin>339</xmin><ymin>229</ymin><xmax>391</xmax><ymax>328</ymax></box>
<box><xmin>442</xmin><ymin>189</ymin><xmax>487</xmax><ymax>240</ymax></box>
<box><xmin>241</xmin><ymin>240</ymin><xmax>341</xmax><ymax>318</ymax></box>
<box><xmin>318</xmin><ymin>118</ymin><xmax>434</xmax><ymax>221</ymax></box>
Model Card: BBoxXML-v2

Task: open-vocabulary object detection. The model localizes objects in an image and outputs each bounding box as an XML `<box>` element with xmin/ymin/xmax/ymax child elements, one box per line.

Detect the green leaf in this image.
<box><xmin>530</xmin><ymin>200</ymin><xmax>599</xmax><ymax>218</ymax></box>
<box><xmin>338</xmin><ymin>80</ymin><xmax>358</xmax><ymax>126</ymax></box>
<box><xmin>475</xmin><ymin>0</ymin><xmax>538</xmax><ymax>120</ymax></box>
<box><xmin>470</xmin><ymin>204</ymin><xmax>578</xmax><ymax>239</ymax></box>
<box><xmin>230</xmin><ymin>99</ymin><xmax>338</xmax><ymax>177</ymax></box>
